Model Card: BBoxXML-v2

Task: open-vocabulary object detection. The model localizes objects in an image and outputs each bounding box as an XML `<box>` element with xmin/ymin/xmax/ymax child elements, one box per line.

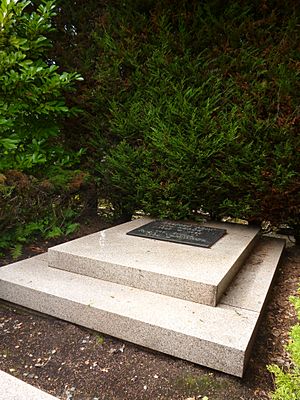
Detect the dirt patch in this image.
<box><xmin>0</xmin><ymin>222</ymin><xmax>299</xmax><ymax>400</ymax></box>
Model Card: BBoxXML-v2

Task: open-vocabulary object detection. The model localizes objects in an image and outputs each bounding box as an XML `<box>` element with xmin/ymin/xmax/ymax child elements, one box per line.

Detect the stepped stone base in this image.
<box><xmin>48</xmin><ymin>218</ymin><xmax>260</xmax><ymax>306</ymax></box>
<box><xmin>0</xmin><ymin>237</ymin><xmax>284</xmax><ymax>377</ymax></box>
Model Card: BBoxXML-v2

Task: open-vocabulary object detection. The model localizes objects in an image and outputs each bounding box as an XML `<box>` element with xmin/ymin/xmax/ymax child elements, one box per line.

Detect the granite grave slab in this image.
<box><xmin>48</xmin><ymin>218</ymin><xmax>260</xmax><ymax>306</ymax></box>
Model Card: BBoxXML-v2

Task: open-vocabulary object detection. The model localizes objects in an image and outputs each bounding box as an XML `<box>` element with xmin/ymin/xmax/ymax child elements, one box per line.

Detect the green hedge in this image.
<box><xmin>53</xmin><ymin>0</ymin><xmax>300</xmax><ymax>231</ymax></box>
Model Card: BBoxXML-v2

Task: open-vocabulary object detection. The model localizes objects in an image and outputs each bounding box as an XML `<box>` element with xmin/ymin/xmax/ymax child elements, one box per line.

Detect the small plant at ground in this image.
<box><xmin>268</xmin><ymin>287</ymin><xmax>300</xmax><ymax>400</ymax></box>
<box><xmin>0</xmin><ymin>211</ymin><xmax>80</xmax><ymax>259</ymax></box>
<box><xmin>95</xmin><ymin>334</ymin><xmax>105</xmax><ymax>345</ymax></box>
<box><xmin>175</xmin><ymin>373</ymin><xmax>227</xmax><ymax>397</ymax></box>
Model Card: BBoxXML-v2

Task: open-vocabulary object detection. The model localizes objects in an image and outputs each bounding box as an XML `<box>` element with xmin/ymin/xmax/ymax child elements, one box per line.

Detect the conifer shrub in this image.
<box><xmin>53</xmin><ymin>1</ymin><xmax>300</xmax><ymax>233</ymax></box>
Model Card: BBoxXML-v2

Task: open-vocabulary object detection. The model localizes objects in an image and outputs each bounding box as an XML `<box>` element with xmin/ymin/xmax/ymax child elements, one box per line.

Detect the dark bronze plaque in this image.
<box><xmin>127</xmin><ymin>221</ymin><xmax>226</xmax><ymax>248</ymax></box>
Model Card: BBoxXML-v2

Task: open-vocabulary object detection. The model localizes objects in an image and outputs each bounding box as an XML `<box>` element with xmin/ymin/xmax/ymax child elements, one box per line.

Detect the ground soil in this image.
<box><xmin>0</xmin><ymin>217</ymin><xmax>299</xmax><ymax>400</ymax></box>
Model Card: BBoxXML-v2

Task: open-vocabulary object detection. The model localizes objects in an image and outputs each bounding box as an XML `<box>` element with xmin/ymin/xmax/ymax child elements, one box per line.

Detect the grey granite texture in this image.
<box><xmin>221</xmin><ymin>237</ymin><xmax>284</xmax><ymax>312</ymax></box>
<box><xmin>0</xmin><ymin>237</ymin><xmax>284</xmax><ymax>377</ymax></box>
<box><xmin>48</xmin><ymin>218</ymin><xmax>260</xmax><ymax>306</ymax></box>
<box><xmin>0</xmin><ymin>370</ymin><xmax>58</xmax><ymax>400</ymax></box>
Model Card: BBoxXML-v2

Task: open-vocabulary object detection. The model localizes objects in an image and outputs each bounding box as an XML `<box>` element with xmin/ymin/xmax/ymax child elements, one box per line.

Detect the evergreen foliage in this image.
<box><xmin>0</xmin><ymin>0</ymin><xmax>86</xmax><ymax>254</ymax></box>
<box><xmin>0</xmin><ymin>168</ymin><xmax>93</xmax><ymax>256</ymax></box>
<box><xmin>53</xmin><ymin>0</ymin><xmax>300</xmax><ymax>230</ymax></box>
<box><xmin>0</xmin><ymin>0</ymin><xmax>83</xmax><ymax>172</ymax></box>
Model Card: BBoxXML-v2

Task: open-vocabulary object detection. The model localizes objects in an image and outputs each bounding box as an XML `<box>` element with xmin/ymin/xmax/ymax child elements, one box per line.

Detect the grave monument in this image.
<box><xmin>0</xmin><ymin>217</ymin><xmax>285</xmax><ymax>376</ymax></box>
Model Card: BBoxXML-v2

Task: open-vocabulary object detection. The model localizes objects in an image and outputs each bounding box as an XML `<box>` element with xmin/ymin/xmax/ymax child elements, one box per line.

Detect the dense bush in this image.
<box><xmin>0</xmin><ymin>0</ymin><xmax>88</xmax><ymax>254</ymax></box>
<box><xmin>0</xmin><ymin>168</ymin><xmax>94</xmax><ymax>257</ymax></box>
<box><xmin>268</xmin><ymin>287</ymin><xmax>300</xmax><ymax>400</ymax></box>
<box><xmin>95</xmin><ymin>1</ymin><xmax>300</xmax><ymax>228</ymax></box>
<box><xmin>0</xmin><ymin>0</ymin><xmax>83</xmax><ymax>172</ymax></box>
<box><xmin>52</xmin><ymin>0</ymin><xmax>300</xmax><ymax>232</ymax></box>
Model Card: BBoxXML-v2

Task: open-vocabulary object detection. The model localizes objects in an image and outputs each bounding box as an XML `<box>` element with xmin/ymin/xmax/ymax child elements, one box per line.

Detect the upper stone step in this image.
<box><xmin>48</xmin><ymin>218</ymin><xmax>259</xmax><ymax>306</ymax></box>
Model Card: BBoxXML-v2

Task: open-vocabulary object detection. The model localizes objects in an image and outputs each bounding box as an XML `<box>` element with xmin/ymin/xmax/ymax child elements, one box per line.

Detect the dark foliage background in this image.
<box><xmin>2</xmin><ymin>0</ymin><xmax>299</xmax><ymax>256</ymax></box>
<box><xmin>50</xmin><ymin>0</ymin><xmax>299</xmax><ymax>234</ymax></box>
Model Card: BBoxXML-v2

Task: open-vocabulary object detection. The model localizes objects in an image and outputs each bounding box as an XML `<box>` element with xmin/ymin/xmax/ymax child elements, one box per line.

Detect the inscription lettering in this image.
<box><xmin>127</xmin><ymin>221</ymin><xmax>226</xmax><ymax>248</ymax></box>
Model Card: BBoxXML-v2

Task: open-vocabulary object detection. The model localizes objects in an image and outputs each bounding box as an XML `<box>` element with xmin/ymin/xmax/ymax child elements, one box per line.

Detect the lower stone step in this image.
<box><xmin>0</xmin><ymin>371</ymin><xmax>59</xmax><ymax>400</ymax></box>
<box><xmin>0</xmin><ymin>238</ymin><xmax>284</xmax><ymax>377</ymax></box>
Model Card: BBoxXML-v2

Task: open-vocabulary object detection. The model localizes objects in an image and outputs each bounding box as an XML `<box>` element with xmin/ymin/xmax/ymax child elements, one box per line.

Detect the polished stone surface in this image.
<box><xmin>0</xmin><ymin>238</ymin><xmax>285</xmax><ymax>377</ymax></box>
<box><xmin>48</xmin><ymin>218</ymin><xmax>259</xmax><ymax>306</ymax></box>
